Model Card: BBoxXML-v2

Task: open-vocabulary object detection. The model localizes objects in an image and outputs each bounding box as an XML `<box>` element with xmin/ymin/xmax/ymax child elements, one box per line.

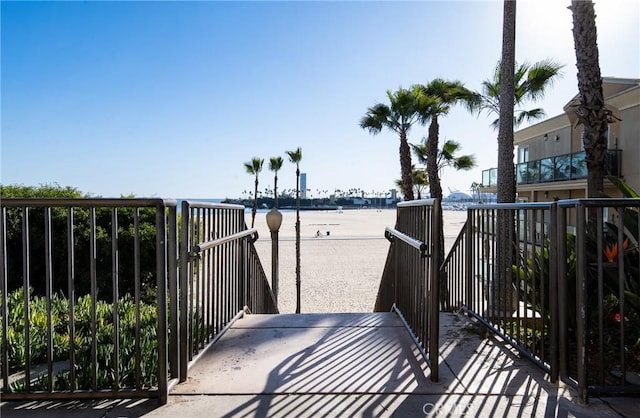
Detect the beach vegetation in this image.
<box><xmin>244</xmin><ymin>157</ymin><xmax>264</xmax><ymax>228</ymax></box>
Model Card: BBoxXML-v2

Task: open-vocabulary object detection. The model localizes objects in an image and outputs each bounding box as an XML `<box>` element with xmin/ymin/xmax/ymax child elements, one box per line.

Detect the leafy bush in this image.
<box><xmin>3</xmin><ymin>288</ymin><xmax>158</xmax><ymax>392</ymax></box>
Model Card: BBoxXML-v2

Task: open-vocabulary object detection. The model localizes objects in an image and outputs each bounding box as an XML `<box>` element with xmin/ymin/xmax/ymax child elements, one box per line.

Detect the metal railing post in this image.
<box><xmin>156</xmin><ymin>205</ymin><xmax>168</xmax><ymax>405</ymax></box>
<box><xmin>575</xmin><ymin>203</ymin><xmax>587</xmax><ymax>404</ymax></box>
<box><xmin>549</xmin><ymin>202</ymin><xmax>559</xmax><ymax>383</ymax></box>
<box><xmin>179</xmin><ymin>201</ymin><xmax>190</xmax><ymax>382</ymax></box>
<box><xmin>167</xmin><ymin>205</ymin><xmax>179</xmax><ymax>381</ymax></box>
<box><xmin>429</xmin><ymin>199</ymin><xmax>441</xmax><ymax>382</ymax></box>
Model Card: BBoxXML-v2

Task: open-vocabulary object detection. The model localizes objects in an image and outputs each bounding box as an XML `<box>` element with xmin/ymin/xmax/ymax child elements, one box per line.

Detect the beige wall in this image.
<box><xmin>618</xmin><ymin>103</ymin><xmax>640</xmax><ymax>192</ymax></box>
<box><xmin>508</xmin><ymin>80</ymin><xmax>639</xmax><ymax>201</ymax></box>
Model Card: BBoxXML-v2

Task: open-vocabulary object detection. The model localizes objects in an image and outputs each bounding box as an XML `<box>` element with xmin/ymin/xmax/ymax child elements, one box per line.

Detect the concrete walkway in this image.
<box><xmin>1</xmin><ymin>312</ymin><xmax>634</xmax><ymax>417</ymax></box>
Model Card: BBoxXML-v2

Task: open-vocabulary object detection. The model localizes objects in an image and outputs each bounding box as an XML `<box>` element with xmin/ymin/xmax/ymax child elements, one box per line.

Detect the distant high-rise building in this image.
<box><xmin>300</xmin><ymin>173</ymin><xmax>307</xmax><ymax>199</ymax></box>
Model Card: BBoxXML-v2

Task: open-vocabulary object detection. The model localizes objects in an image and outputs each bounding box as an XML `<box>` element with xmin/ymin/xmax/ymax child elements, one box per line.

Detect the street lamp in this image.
<box><xmin>265</xmin><ymin>207</ymin><xmax>283</xmax><ymax>306</ymax></box>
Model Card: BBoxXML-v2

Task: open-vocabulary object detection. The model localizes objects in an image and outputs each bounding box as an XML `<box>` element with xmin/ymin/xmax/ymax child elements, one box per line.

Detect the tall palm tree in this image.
<box><xmin>285</xmin><ymin>147</ymin><xmax>303</xmax><ymax>313</ymax></box>
<box><xmin>360</xmin><ymin>88</ymin><xmax>429</xmax><ymax>201</ymax></box>
<box><xmin>478</xmin><ymin>59</ymin><xmax>564</xmax><ymax>131</ymax></box>
<box><xmin>495</xmin><ymin>0</ymin><xmax>517</xmax><ymax>315</ymax></box>
<box><xmin>243</xmin><ymin>157</ymin><xmax>264</xmax><ymax>228</ymax></box>
<box><xmin>413</xmin><ymin>79</ymin><xmax>479</xmax><ymax>310</ymax></box>
<box><xmin>569</xmin><ymin>0</ymin><xmax>610</xmax><ymax>198</ymax></box>
<box><xmin>269</xmin><ymin>156</ymin><xmax>284</xmax><ymax>208</ymax></box>
<box><xmin>414</xmin><ymin>79</ymin><xmax>479</xmax><ymax>202</ymax></box>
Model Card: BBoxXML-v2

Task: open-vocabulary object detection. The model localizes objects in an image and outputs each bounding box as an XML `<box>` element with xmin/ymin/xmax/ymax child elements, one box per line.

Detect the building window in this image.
<box><xmin>518</xmin><ymin>146</ymin><xmax>529</xmax><ymax>164</ymax></box>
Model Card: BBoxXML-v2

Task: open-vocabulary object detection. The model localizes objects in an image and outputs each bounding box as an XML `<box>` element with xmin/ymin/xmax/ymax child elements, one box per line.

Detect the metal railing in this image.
<box><xmin>449</xmin><ymin>203</ymin><xmax>557</xmax><ymax>378</ymax></box>
<box><xmin>0</xmin><ymin>198</ymin><xmax>177</xmax><ymax>403</ymax></box>
<box><xmin>557</xmin><ymin>198</ymin><xmax>640</xmax><ymax>402</ymax></box>
<box><xmin>1</xmin><ymin>199</ymin><xmax>277</xmax><ymax>403</ymax></box>
<box><xmin>442</xmin><ymin>199</ymin><xmax>640</xmax><ymax>402</ymax></box>
<box><xmin>375</xmin><ymin>199</ymin><xmax>441</xmax><ymax>381</ymax></box>
<box><xmin>178</xmin><ymin>202</ymin><xmax>277</xmax><ymax>381</ymax></box>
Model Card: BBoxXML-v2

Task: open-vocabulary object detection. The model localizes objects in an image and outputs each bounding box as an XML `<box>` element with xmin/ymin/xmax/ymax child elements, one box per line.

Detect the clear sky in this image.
<box><xmin>2</xmin><ymin>0</ymin><xmax>638</xmax><ymax>199</ymax></box>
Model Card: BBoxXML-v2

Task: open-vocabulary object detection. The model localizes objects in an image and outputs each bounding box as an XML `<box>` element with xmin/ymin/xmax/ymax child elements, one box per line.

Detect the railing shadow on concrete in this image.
<box><xmin>0</xmin><ymin>199</ymin><xmax>277</xmax><ymax>405</ymax></box>
<box><xmin>185</xmin><ymin>313</ymin><xmax>430</xmax><ymax>417</ymax></box>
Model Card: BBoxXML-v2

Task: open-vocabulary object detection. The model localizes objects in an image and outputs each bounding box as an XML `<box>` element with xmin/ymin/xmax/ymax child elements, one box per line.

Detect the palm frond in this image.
<box><xmin>244</xmin><ymin>157</ymin><xmax>264</xmax><ymax>175</ymax></box>
<box><xmin>269</xmin><ymin>156</ymin><xmax>283</xmax><ymax>172</ymax></box>
<box><xmin>285</xmin><ymin>147</ymin><xmax>302</xmax><ymax>164</ymax></box>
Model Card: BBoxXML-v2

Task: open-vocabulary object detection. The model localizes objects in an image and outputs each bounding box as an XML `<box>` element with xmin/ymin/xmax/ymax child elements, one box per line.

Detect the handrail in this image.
<box><xmin>396</xmin><ymin>198</ymin><xmax>437</xmax><ymax>208</ymax></box>
<box><xmin>194</xmin><ymin>228</ymin><xmax>258</xmax><ymax>252</ymax></box>
<box><xmin>376</xmin><ymin>199</ymin><xmax>441</xmax><ymax>382</ymax></box>
<box><xmin>0</xmin><ymin>198</ymin><xmax>177</xmax><ymax>208</ymax></box>
<box><xmin>440</xmin><ymin>219</ymin><xmax>467</xmax><ymax>270</ymax></box>
<box><xmin>384</xmin><ymin>226</ymin><xmax>428</xmax><ymax>256</ymax></box>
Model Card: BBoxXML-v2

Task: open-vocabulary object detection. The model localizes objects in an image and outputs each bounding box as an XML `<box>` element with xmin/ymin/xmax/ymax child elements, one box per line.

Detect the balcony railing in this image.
<box><xmin>481</xmin><ymin>149</ymin><xmax>621</xmax><ymax>187</ymax></box>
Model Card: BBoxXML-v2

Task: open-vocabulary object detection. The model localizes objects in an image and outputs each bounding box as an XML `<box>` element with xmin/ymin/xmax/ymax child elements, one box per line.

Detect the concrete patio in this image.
<box><xmin>1</xmin><ymin>312</ymin><xmax>634</xmax><ymax>417</ymax></box>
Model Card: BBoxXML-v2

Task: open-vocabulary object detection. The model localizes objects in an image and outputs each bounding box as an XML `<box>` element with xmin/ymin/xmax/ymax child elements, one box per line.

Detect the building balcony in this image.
<box><xmin>481</xmin><ymin>149</ymin><xmax>621</xmax><ymax>187</ymax></box>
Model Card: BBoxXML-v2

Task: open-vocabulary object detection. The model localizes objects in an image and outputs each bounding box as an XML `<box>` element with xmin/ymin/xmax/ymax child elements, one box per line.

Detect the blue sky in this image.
<box><xmin>2</xmin><ymin>1</ymin><xmax>638</xmax><ymax>199</ymax></box>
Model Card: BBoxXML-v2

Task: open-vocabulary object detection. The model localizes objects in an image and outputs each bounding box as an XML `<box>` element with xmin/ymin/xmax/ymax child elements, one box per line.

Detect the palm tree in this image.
<box><xmin>269</xmin><ymin>156</ymin><xmax>284</xmax><ymax>208</ymax></box>
<box><xmin>478</xmin><ymin>59</ymin><xmax>564</xmax><ymax>131</ymax></box>
<box><xmin>495</xmin><ymin>0</ymin><xmax>517</xmax><ymax>315</ymax></box>
<box><xmin>411</xmin><ymin>138</ymin><xmax>476</xmax><ymax>178</ymax></box>
<box><xmin>395</xmin><ymin>167</ymin><xmax>428</xmax><ymax>199</ymax></box>
<box><xmin>470</xmin><ymin>181</ymin><xmax>482</xmax><ymax>201</ymax></box>
<box><xmin>360</xmin><ymin>88</ymin><xmax>430</xmax><ymax>201</ymax></box>
<box><xmin>286</xmin><ymin>147</ymin><xmax>303</xmax><ymax>313</ymax></box>
<box><xmin>243</xmin><ymin>157</ymin><xmax>264</xmax><ymax>228</ymax></box>
<box><xmin>414</xmin><ymin>79</ymin><xmax>479</xmax><ymax>202</ymax></box>
<box><xmin>569</xmin><ymin>0</ymin><xmax>610</xmax><ymax>198</ymax></box>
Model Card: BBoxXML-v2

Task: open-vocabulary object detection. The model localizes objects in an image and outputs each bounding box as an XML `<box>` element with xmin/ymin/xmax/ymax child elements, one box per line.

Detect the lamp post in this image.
<box><xmin>265</xmin><ymin>208</ymin><xmax>282</xmax><ymax>306</ymax></box>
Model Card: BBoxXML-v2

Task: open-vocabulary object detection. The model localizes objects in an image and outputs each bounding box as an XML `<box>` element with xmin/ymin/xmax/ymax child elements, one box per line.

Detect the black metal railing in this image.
<box><xmin>0</xmin><ymin>199</ymin><xmax>277</xmax><ymax>403</ymax></box>
<box><xmin>0</xmin><ymin>198</ymin><xmax>177</xmax><ymax>403</ymax></box>
<box><xmin>556</xmin><ymin>198</ymin><xmax>640</xmax><ymax>402</ymax></box>
<box><xmin>375</xmin><ymin>199</ymin><xmax>441</xmax><ymax>381</ymax></box>
<box><xmin>442</xmin><ymin>198</ymin><xmax>640</xmax><ymax>402</ymax></box>
<box><xmin>481</xmin><ymin>149</ymin><xmax>622</xmax><ymax>187</ymax></box>
<box><xmin>178</xmin><ymin>201</ymin><xmax>277</xmax><ymax>382</ymax></box>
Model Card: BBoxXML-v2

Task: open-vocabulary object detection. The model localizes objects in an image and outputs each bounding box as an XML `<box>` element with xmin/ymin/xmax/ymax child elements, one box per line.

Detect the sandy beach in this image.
<box><xmin>245</xmin><ymin>208</ymin><xmax>467</xmax><ymax>314</ymax></box>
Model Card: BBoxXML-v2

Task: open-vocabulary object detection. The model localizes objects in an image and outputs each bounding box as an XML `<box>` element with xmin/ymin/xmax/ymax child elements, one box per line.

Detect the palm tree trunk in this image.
<box><xmin>570</xmin><ymin>0</ymin><xmax>607</xmax><ymax>198</ymax></box>
<box><xmin>399</xmin><ymin>129</ymin><xmax>415</xmax><ymax>201</ymax></box>
<box><xmin>495</xmin><ymin>0</ymin><xmax>518</xmax><ymax>316</ymax></box>
<box><xmin>497</xmin><ymin>0</ymin><xmax>516</xmax><ymax>204</ymax></box>
<box><xmin>295</xmin><ymin>168</ymin><xmax>301</xmax><ymax>313</ymax></box>
<box><xmin>426</xmin><ymin>117</ymin><xmax>442</xmax><ymax>200</ymax></box>
<box><xmin>252</xmin><ymin>177</ymin><xmax>258</xmax><ymax>228</ymax></box>
<box><xmin>274</xmin><ymin>174</ymin><xmax>279</xmax><ymax>209</ymax></box>
<box><xmin>426</xmin><ymin>116</ymin><xmax>448</xmax><ymax>309</ymax></box>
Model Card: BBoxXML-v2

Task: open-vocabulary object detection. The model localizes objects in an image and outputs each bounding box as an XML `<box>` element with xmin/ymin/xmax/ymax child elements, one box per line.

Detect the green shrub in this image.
<box><xmin>3</xmin><ymin>288</ymin><xmax>159</xmax><ymax>392</ymax></box>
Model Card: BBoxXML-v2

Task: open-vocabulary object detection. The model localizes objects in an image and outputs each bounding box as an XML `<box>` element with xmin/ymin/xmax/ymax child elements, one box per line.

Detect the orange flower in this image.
<box><xmin>604</xmin><ymin>239</ymin><xmax>629</xmax><ymax>263</ymax></box>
